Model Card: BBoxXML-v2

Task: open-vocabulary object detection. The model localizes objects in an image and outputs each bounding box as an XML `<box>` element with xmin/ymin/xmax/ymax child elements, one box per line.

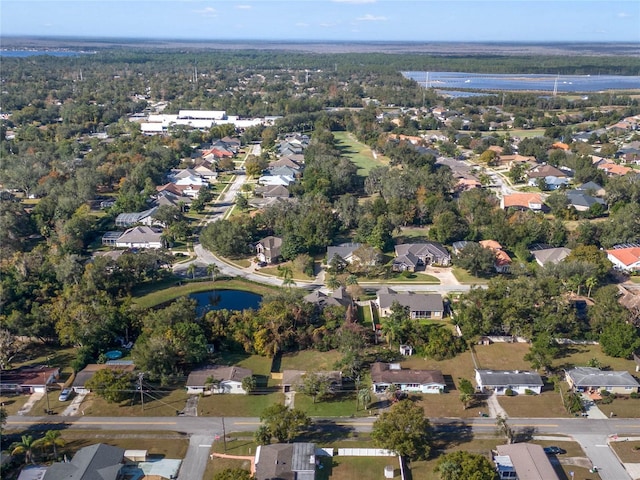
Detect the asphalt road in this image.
<box><xmin>7</xmin><ymin>415</ymin><xmax>640</xmax><ymax>480</ymax></box>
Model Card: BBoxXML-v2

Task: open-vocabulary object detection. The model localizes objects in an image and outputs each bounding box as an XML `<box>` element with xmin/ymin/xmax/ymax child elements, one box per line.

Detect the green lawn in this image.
<box><xmin>359</xmin><ymin>304</ymin><xmax>373</xmax><ymax>330</ymax></box>
<box><xmin>294</xmin><ymin>392</ymin><xmax>362</xmax><ymax>417</ymax></box>
<box><xmin>551</xmin><ymin>344</ymin><xmax>637</xmax><ymax>373</ymax></box>
<box><xmin>451</xmin><ymin>267</ymin><xmax>490</xmax><ymax>285</ymax></box>
<box><xmin>198</xmin><ymin>392</ymin><xmax>284</xmax><ymax>417</ymax></box>
<box><xmin>259</xmin><ymin>260</ymin><xmax>315</xmax><ymax>281</ymax></box>
<box><xmin>280</xmin><ymin>350</ymin><xmax>344</xmax><ymax>372</ymax></box>
<box><xmin>508</xmin><ymin>128</ymin><xmax>546</xmax><ymax>139</ymax></box>
<box><xmin>333</xmin><ymin>131</ymin><xmax>389</xmax><ymax>176</ymax></box>
<box><xmin>498</xmin><ymin>389</ymin><xmax>569</xmax><ymax>418</ymax></box>
<box><xmin>596</xmin><ymin>395</ymin><xmax>640</xmax><ymax>418</ymax></box>
<box><xmin>325</xmin><ymin>455</ymin><xmax>400</xmax><ymax>480</ymax></box>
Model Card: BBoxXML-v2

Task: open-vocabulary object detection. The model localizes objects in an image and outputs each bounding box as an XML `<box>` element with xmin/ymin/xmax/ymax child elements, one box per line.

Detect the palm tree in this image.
<box><xmin>495</xmin><ymin>414</ymin><xmax>514</xmax><ymax>444</ymax></box>
<box><xmin>34</xmin><ymin>430</ymin><xmax>64</xmax><ymax>459</ymax></box>
<box><xmin>326</xmin><ymin>274</ymin><xmax>341</xmax><ymax>290</ymax></box>
<box><xmin>586</xmin><ymin>276</ymin><xmax>597</xmax><ymax>298</ymax></box>
<box><xmin>207</xmin><ymin>263</ymin><xmax>220</xmax><ymax>282</ymax></box>
<box><xmin>187</xmin><ymin>263</ymin><xmax>197</xmax><ymax>280</ymax></box>
<box><xmin>11</xmin><ymin>435</ymin><xmax>37</xmax><ymax>464</ymax></box>
<box><xmin>357</xmin><ymin>387</ymin><xmax>371</xmax><ymax>411</ymax></box>
<box><xmin>380</xmin><ymin>317</ymin><xmax>403</xmax><ymax>348</ymax></box>
<box><xmin>277</xmin><ymin>265</ymin><xmax>295</xmax><ymax>288</ymax></box>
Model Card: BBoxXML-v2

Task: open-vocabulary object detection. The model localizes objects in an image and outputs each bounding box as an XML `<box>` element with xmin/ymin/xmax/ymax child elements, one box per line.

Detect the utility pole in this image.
<box><xmin>43</xmin><ymin>372</ymin><xmax>51</xmax><ymax>414</ymax></box>
<box><xmin>221</xmin><ymin>416</ymin><xmax>227</xmax><ymax>452</ymax></box>
<box><xmin>138</xmin><ymin>373</ymin><xmax>144</xmax><ymax>412</ymax></box>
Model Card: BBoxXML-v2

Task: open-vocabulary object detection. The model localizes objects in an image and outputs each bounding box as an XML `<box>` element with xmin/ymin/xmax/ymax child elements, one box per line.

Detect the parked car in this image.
<box><xmin>543</xmin><ymin>446</ymin><xmax>566</xmax><ymax>455</ymax></box>
<box><xmin>58</xmin><ymin>388</ymin><xmax>73</xmax><ymax>402</ymax></box>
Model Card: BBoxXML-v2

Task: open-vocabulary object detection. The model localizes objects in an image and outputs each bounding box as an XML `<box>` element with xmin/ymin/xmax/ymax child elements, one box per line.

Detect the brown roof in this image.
<box><xmin>185</xmin><ymin>365</ymin><xmax>252</xmax><ymax>387</ymax></box>
<box><xmin>1</xmin><ymin>366</ymin><xmax>60</xmax><ymax>387</ymax></box>
<box><xmin>496</xmin><ymin>443</ymin><xmax>560</xmax><ymax>480</ymax></box>
<box><xmin>370</xmin><ymin>363</ymin><xmax>445</xmax><ymax>386</ymax></box>
<box><xmin>502</xmin><ymin>192</ymin><xmax>543</xmax><ymax>209</ymax></box>
<box><xmin>72</xmin><ymin>364</ymin><xmax>135</xmax><ymax>388</ymax></box>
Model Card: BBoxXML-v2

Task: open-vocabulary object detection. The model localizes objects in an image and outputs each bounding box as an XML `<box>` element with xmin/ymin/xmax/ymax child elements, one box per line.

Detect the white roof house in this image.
<box><xmin>115</xmin><ymin>226</ymin><xmax>164</xmax><ymax>249</ymax></box>
<box><xmin>565</xmin><ymin>367</ymin><xmax>640</xmax><ymax>394</ymax></box>
<box><xmin>607</xmin><ymin>246</ymin><xmax>640</xmax><ymax>272</ymax></box>
<box><xmin>475</xmin><ymin>369</ymin><xmax>543</xmax><ymax>395</ymax></box>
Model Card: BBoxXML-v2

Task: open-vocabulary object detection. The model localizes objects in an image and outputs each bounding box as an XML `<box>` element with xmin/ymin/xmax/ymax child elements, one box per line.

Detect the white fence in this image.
<box><xmin>337</xmin><ymin>448</ymin><xmax>395</xmax><ymax>456</ymax></box>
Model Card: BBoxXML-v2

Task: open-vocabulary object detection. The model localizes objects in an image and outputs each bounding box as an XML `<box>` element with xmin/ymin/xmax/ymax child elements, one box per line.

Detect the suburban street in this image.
<box><xmin>7</xmin><ymin>415</ymin><xmax>640</xmax><ymax>480</ymax></box>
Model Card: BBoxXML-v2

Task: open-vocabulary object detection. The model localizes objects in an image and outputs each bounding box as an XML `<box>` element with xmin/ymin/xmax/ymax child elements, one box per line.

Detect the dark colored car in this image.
<box><xmin>544</xmin><ymin>446</ymin><xmax>566</xmax><ymax>455</ymax></box>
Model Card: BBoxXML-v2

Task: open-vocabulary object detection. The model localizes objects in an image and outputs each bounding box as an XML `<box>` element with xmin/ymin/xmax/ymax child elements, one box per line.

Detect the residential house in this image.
<box><xmin>495</xmin><ymin>154</ymin><xmax>536</xmax><ymax>169</ymax></box>
<box><xmin>115</xmin><ymin>207</ymin><xmax>159</xmax><ymax>228</ymax></box>
<box><xmin>156</xmin><ymin>182</ymin><xmax>202</xmax><ymax>198</ymax></box>
<box><xmin>72</xmin><ymin>363</ymin><xmax>136</xmax><ymax>394</ymax></box>
<box><xmin>169</xmin><ymin>168</ymin><xmax>209</xmax><ymax>186</ymax></box>
<box><xmin>255</xmin><ymin>236</ymin><xmax>283</xmax><ymax>264</ymax></box>
<box><xmin>565</xmin><ymin>367</ymin><xmax>640</xmax><ymax>395</ymax></box>
<box><xmin>281</xmin><ymin>370</ymin><xmax>342</xmax><ymax>393</ymax></box>
<box><xmin>269</xmin><ymin>157</ymin><xmax>303</xmax><ymax>171</ymax></box>
<box><xmin>565</xmin><ymin>190</ymin><xmax>607</xmax><ymax>212</ymax></box>
<box><xmin>43</xmin><ymin>444</ymin><xmax>125</xmax><ymax>480</ymax></box>
<box><xmin>527</xmin><ymin>164</ymin><xmax>570</xmax><ymax>187</ymax></box>
<box><xmin>597</xmin><ymin>161</ymin><xmax>632</xmax><ymax>177</ymax></box>
<box><xmin>377</xmin><ymin>287</ymin><xmax>444</xmax><ymax>319</ymax></box>
<box><xmin>254</xmin><ymin>443</ymin><xmax>316</xmax><ymax>480</ymax></box>
<box><xmin>479</xmin><ymin>240</ymin><xmax>512</xmax><ymax>273</ymax></box>
<box><xmin>500</xmin><ymin>192</ymin><xmax>543</xmax><ymax>211</ymax></box>
<box><xmin>452</xmin><ymin>240</ymin><xmax>474</xmax><ymax>255</ymax></box>
<box><xmin>393</xmin><ymin>242</ymin><xmax>451</xmax><ymax>271</ymax></box>
<box><xmin>257</xmin><ymin>174</ymin><xmax>295</xmax><ymax>186</ymax></box>
<box><xmin>607</xmin><ymin>246</ymin><xmax>640</xmax><ymax>272</ymax></box>
<box><xmin>254</xmin><ymin>184</ymin><xmax>290</xmax><ymax>199</ymax></box>
<box><xmin>304</xmin><ymin>287</ymin><xmax>352</xmax><ymax>309</ymax></box>
<box><xmin>326</xmin><ymin>242</ymin><xmax>364</xmax><ymax>265</ymax></box>
<box><xmin>193</xmin><ymin>163</ymin><xmax>218</xmax><ymax>182</ymax></box>
<box><xmin>531</xmin><ymin>247</ymin><xmax>571</xmax><ymax>266</ymax></box>
<box><xmin>370</xmin><ymin>362</ymin><xmax>445</xmax><ymax>394</ymax></box>
<box><xmin>185</xmin><ymin>365</ymin><xmax>253</xmax><ymax>395</ymax></box>
<box><xmin>156</xmin><ymin>190</ymin><xmax>192</xmax><ymax>210</ymax></box>
<box><xmin>115</xmin><ymin>226</ymin><xmax>164</xmax><ymax>249</ymax></box>
<box><xmin>576</xmin><ymin>181</ymin><xmax>605</xmax><ymax>197</ymax></box>
<box><xmin>0</xmin><ymin>366</ymin><xmax>60</xmax><ymax>394</ymax></box>
<box><xmin>494</xmin><ymin>443</ymin><xmax>560</xmax><ymax>480</ymax></box>
<box><xmin>474</xmin><ymin>369</ymin><xmax>543</xmax><ymax>395</ymax></box>
<box><xmin>268</xmin><ymin>165</ymin><xmax>299</xmax><ymax>178</ymax></box>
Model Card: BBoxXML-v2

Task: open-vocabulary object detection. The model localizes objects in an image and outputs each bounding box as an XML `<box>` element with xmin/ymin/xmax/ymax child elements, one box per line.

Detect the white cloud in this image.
<box><xmin>356</xmin><ymin>14</ymin><xmax>387</xmax><ymax>21</ymax></box>
<box><xmin>295</xmin><ymin>22</ymin><xmax>310</xmax><ymax>27</ymax></box>
<box><xmin>236</xmin><ymin>5</ymin><xmax>252</xmax><ymax>9</ymax></box>
<box><xmin>617</xmin><ymin>12</ymin><xmax>632</xmax><ymax>18</ymax></box>
<box><xmin>194</xmin><ymin>7</ymin><xmax>217</xmax><ymax>17</ymax></box>
<box><xmin>332</xmin><ymin>0</ymin><xmax>376</xmax><ymax>3</ymax></box>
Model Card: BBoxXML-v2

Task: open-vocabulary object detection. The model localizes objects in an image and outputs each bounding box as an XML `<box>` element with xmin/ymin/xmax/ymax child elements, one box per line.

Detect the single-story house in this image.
<box><xmin>326</xmin><ymin>242</ymin><xmax>364</xmax><ymax>265</ymax></box>
<box><xmin>115</xmin><ymin>207</ymin><xmax>159</xmax><ymax>228</ymax></box>
<box><xmin>254</xmin><ymin>443</ymin><xmax>316</xmax><ymax>480</ymax></box>
<box><xmin>475</xmin><ymin>369</ymin><xmax>543</xmax><ymax>395</ymax></box>
<box><xmin>494</xmin><ymin>443</ymin><xmax>560</xmax><ymax>480</ymax></box>
<box><xmin>531</xmin><ymin>247</ymin><xmax>571</xmax><ymax>266</ymax></box>
<box><xmin>565</xmin><ymin>190</ymin><xmax>607</xmax><ymax>212</ymax></box>
<box><xmin>501</xmin><ymin>192</ymin><xmax>543</xmax><ymax>211</ymax></box>
<box><xmin>370</xmin><ymin>362</ymin><xmax>445</xmax><ymax>394</ymax></box>
<box><xmin>281</xmin><ymin>370</ymin><xmax>342</xmax><ymax>393</ymax></box>
<box><xmin>254</xmin><ymin>184</ymin><xmax>290</xmax><ymax>198</ymax></box>
<box><xmin>72</xmin><ymin>363</ymin><xmax>136</xmax><ymax>394</ymax></box>
<box><xmin>377</xmin><ymin>287</ymin><xmax>444</xmax><ymax>319</ymax></box>
<box><xmin>576</xmin><ymin>181</ymin><xmax>606</xmax><ymax>197</ymax></box>
<box><xmin>43</xmin><ymin>444</ymin><xmax>125</xmax><ymax>480</ymax></box>
<box><xmin>393</xmin><ymin>242</ymin><xmax>451</xmax><ymax>269</ymax></box>
<box><xmin>258</xmin><ymin>174</ymin><xmax>295</xmax><ymax>186</ymax></box>
<box><xmin>597</xmin><ymin>161</ymin><xmax>632</xmax><ymax>176</ymax></box>
<box><xmin>527</xmin><ymin>164</ymin><xmax>570</xmax><ymax>186</ymax></box>
<box><xmin>115</xmin><ymin>226</ymin><xmax>164</xmax><ymax>249</ymax></box>
<box><xmin>607</xmin><ymin>246</ymin><xmax>640</xmax><ymax>272</ymax></box>
<box><xmin>565</xmin><ymin>367</ymin><xmax>640</xmax><ymax>395</ymax></box>
<box><xmin>255</xmin><ymin>236</ymin><xmax>283</xmax><ymax>264</ymax></box>
<box><xmin>0</xmin><ymin>366</ymin><xmax>60</xmax><ymax>394</ymax></box>
<box><xmin>185</xmin><ymin>365</ymin><xmax>253</xmax><ymax>395</ymax></box>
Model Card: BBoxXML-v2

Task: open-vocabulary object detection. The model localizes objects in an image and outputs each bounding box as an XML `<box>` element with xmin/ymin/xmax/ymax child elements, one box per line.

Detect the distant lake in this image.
<box><xmin>403</xmin><ymin>71</ymin><xmax>640</xmax><ymax>94</ymax></box>
<box><xmin>189</xmin><ymin>289</ymin><xmax>262</xmax><ymax>315</ymax></box>
<box><xmin>0</xmin><ymin>50</ymin><xmax>91</xmax><ymax>57</ymax></box>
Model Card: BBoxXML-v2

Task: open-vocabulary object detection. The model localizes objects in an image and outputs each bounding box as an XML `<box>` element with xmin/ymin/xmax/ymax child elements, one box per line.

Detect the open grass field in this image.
<box><xmin>323</xmin><ymin>455</ymin><xmax>400</xmax><ymax>480</ymax></box>
<box><xmin>597</xmin><ymin>395</ymin><xmax>640</xmax><ymax>418</ymax></box>
<box><xmin>610</xmin><ymin>440</ymin><xmax>640</xmax><ymax>463</ymax></box>
<box><xmin>508</xmin><ymin>128</ymin><xmax>546</xmax><ymax>139</ymax></box>
<box><xmin>474</xmin><ymin>343</ymin><xmax>533</xmax><ymax>371</ymax></box>
<box><xmin>551</xmin><ymin>344</ymin><xmax>637</xmax><ymax>373</ymax></box>
<box><xmin>294</xmin><ymin>392</ymin><xmax>362</xmax><ymax>418</ymax></box>
<box><xmin>413</xmin><ymin>392</ymin><xmax>488</xmax><ymax>418</ymax></box>
<box><xmin>280</xmin><ymin>350</ymin><xmax>343</xmax><ymax>372</ymax></box>
<box><xmin>132</xmin><ymin>278</ymin><xmax>278</xmax><ymax>309</ymax></box>
<box><xmin>451</xmin><ymin>266</ymin><xmax>490</xmax><ymax>285</ymax></box>
<box><xmin>259</xmin><ymin>260</ymin><xmax>315</xmax><ymax>281</ymax></box>
<box><xmin>333</xmin><ymin>131</ymin><xmax>390</xmax><ymax>176</ymax></box>
<box><xmin>198</xmin><ymin>392</ymin><xmax>284</xmax><ymax>417</ymax></box>
<box><xmin>499</xmin><ymin>389</ymin><xmax>568</xmax><ymax>418</ymax></box>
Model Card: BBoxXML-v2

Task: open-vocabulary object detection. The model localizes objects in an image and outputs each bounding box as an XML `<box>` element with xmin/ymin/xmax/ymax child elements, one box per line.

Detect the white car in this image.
<box><xmin>58</xmin><ymin>388</ymin><xmax>73</xmax><ymax>402</ymax></box>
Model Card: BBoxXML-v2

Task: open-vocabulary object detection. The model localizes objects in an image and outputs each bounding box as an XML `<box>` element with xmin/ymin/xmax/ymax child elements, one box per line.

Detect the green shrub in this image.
<box><xmin>524</xmin><ymin>389</ymin><xmax>536</xmax><ymax>395</ymax></box>
<box><xmin>600</xmin><ymin>389</ymin><xmax>611</xmax><ymax>397</ymax></box>
<box><xmin>599</xmin><ymin>395</ymin><xmax>613</xmax><ymax>405</ymax></box>
<box><xmin>630</xmin><ymin>391</ymin><xmax>639</xmax><ymax>399</ymax></box>
<box><xmin>505</xmin><ymin>388</ymin><xmax>515</xmax><ymax>396</ymax></box>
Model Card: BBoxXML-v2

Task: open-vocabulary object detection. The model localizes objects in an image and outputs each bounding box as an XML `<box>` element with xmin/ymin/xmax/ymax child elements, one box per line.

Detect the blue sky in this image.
<box><xmin>2</xmin><ymin>0</ymin><xmax>639</xmax><ymax>43</ymax></box>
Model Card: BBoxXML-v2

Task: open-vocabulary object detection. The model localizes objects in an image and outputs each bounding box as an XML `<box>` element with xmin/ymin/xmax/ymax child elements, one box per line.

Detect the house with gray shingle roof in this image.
<box><xmin>565</xmin><ymin>190</ymin><xmax>607</xmax><ymax>212</ymax></box>
<box><xmin>475</xmin><ymin>369</ymin><xmax>543</xmax><ymax>395</ymax></box>
<box><xmin>531</xmin><ymin>247</ymin><xmax>571</xmax><ymax>266</ymax></box>
<box><xmin>255</xmin><ymin>443</ymin><xmax>316</xmax><ymax>480</ymax></box>
<box><xmin>43</xmin><ymin>444</ymin><xmax>124</xmax><ymax>480</ymax></box>
<box><xmin>371</xmin><ymin>362</ymin><xmax>445</xmax><ymax>394</ymax></box>
<box><xmin>393</xmin><ymin>242</ymin><xmax>451</xmax><ymax>267</ymax></box>
<box><xmin>377</xmin><ymin>288</ymin><xmax>444</xmax><ymax>319</ymax></box>
<box><xmin>185</xmin><ymin>364</ymin><xmax>253</xmax><ymax>394</ymax></box>
<box><xmin>565</xmin><ymin>367</ymin><xmax>639</xmax><ymax>395</ymax></box>
<box><xmin>115</xmin><ymin>226</ymin><xmax>164</xmax><ymax>249</ymax></box>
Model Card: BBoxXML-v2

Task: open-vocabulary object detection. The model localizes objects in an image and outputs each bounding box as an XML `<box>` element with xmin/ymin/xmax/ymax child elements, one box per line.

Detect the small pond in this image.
<box><xmin>189</xmin><ymin>289</ymin><xmax>262</xmax><ymax>315</ymax></box>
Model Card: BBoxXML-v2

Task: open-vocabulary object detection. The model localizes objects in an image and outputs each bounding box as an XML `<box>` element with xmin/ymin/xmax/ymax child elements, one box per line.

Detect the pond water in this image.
<box><xmin>189</xmin><ymin>289</ymin><xmax>262</xmax><ymax>315</ymax></box>
<box><xmin>403</xmin><ymin>71</ymin><xmax>640</xmax><ymax>94</ymax></box>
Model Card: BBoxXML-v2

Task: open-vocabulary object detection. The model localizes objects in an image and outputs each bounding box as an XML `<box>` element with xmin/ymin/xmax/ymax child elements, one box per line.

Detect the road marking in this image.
<box><xmin>335</xmin><ymin>422</ymin><xmax>374</xmax><ymax>426</ymax></box>
<box><xmin>512</xmin><ymin>424</ymin><xmax>558</xmax><ymax>427</ymax></box>
<box><xmin>233</xmin><ymin>422</ymin><xmax>261</xmax><ymax>425</ymax></box>
<box><xmin>7</xmin><ymin>421</ymin><xmax>177</xmax><ymax>425</ymax></box>
<box><xmin>595</xmin><ymin>444</ymin><xmax>609</xmax><ymax>447</ymax></box>
<box><xmin>199</xmin><ymin>445</ymin><xmax>212</xmax><ymax>448</ymax></box>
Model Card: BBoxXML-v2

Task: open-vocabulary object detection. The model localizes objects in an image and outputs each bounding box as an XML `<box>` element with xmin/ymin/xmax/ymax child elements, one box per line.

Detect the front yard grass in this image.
<box><xmin>0</xmin><ymin>393</ymin><xmax>31</xmax><ymax>415</ymax></box>
<box><xmin>198</xmin><ymin>392</ymin><xmax>284</xmax><ymax>417</ymax></box>
<box><xmin>259</xmin><ymin>260</ymin><xmax>314</xmax><ymax>281</ymax></box>
<box><xmin>451</xmin><ymin>266</ymin><xmax>490</xmax><ymax>285</ymax></box>
<box><xmin>610</xmin><ymin>440</ymin><xmax>640</xmax><ymax>462</ymax></box>
<box><xmin>413</xmin><ymin>392</ymin><xmax>488</xmax><ymax>419</ymax></box>
<box><xmin>596</xmin><ymin>395</ymin><xmax>640</xmax><ymax>418</ymax></box>
<box><xmin>294</xmin><ymin>392</ymin><xmax>362</xmax><ymax>418</ymax></box>
<box><xmin>498</xmin><ymin>389</ymin><xmax>569</xmax><ymax>418</ymax></box>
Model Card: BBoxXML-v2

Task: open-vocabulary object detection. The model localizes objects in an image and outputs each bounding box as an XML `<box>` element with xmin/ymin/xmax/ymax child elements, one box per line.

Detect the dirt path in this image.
<box><xmin>210</xmin><ymin>452</ymin><xmax>256</xmax><ymax>475</ymax></box>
